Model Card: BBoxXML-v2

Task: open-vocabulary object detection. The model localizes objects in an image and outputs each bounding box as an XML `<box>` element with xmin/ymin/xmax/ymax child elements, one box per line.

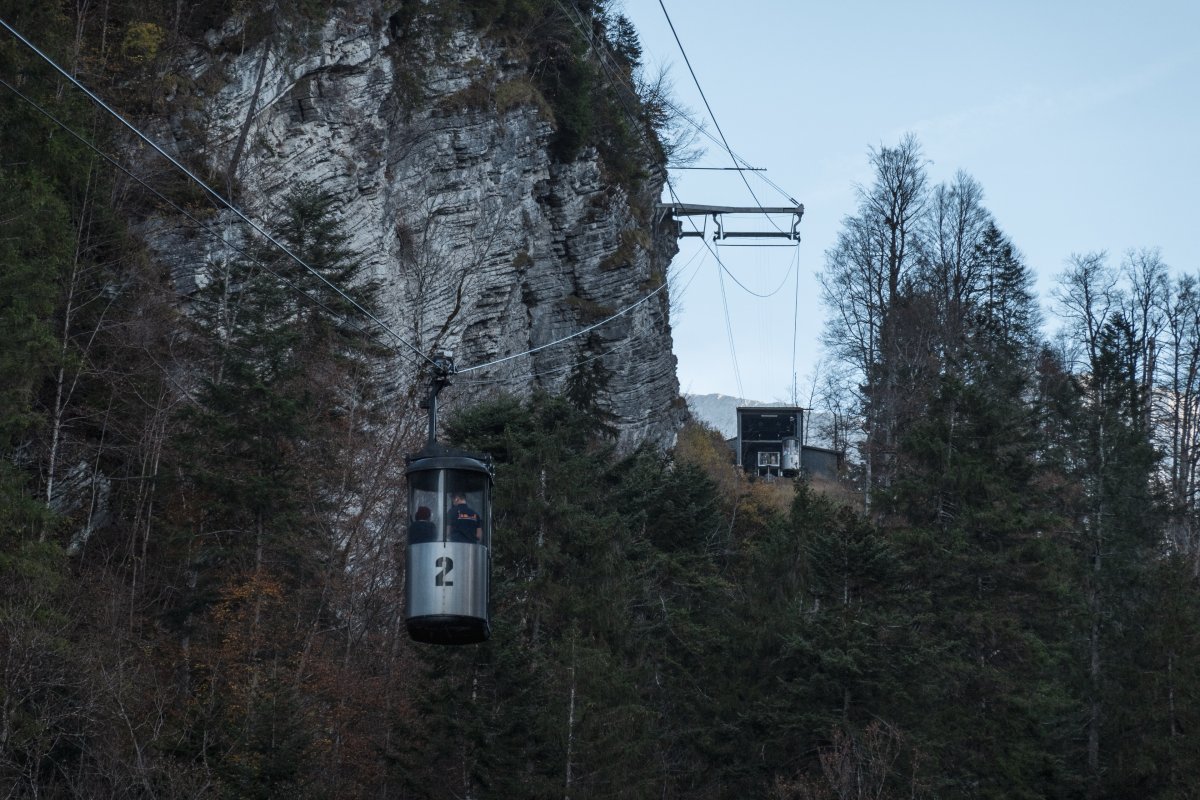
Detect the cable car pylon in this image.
<box><xmin>404</xmin><ymin>352</ymin><xmax>495</xmax><ymax>645</ymax></box>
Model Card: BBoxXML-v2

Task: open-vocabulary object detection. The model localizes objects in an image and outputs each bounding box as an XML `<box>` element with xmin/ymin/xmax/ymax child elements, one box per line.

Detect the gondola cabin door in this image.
<box><xmin>405</xmin><ymin>449</ymin><xmax>493</xmax><ymax>644</ymax></box>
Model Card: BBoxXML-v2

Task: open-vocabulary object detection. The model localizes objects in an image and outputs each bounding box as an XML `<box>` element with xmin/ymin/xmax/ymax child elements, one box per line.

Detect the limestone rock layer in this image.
<box><xmin>152</xmin><ymin>5</ymin><xmax>684</xmax><ymax>448</ymax></box>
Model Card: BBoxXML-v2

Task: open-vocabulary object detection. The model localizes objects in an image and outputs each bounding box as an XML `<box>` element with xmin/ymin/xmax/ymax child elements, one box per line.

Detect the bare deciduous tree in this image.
<box><xmin>917</xmin><ymin>171</ymin><xmax>991</xmax><ymax>372</ymax></box>
<box><xmin>819</xmin><ymin>134</ymin><xmax>928</xmax><ymax>512</ymax></box>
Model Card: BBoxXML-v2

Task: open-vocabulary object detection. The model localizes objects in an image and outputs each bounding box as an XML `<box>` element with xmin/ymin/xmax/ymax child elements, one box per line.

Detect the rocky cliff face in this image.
<box><xmin>146</xmin><ymin>4</ymin><xmax>684</xmax><ymax>448</ymax></box>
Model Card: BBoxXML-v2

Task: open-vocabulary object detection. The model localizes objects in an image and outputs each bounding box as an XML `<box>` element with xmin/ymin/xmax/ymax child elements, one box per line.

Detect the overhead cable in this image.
<box><xmin>460</xmin><ymin>343</ymin><xmax>617</xmax><ymax>387</ymax></box>
<box><xmin>655</xmin><ymin>0</ymin><xmax>789</xmax><ymax>234</ymax></box>
<box><xmin>462</xmin><ymin>2</ymin><xmax>803</xmax><ymax>397</ymax></box>
<box><xmin>478</xmin><ymin>2</ymin><xmax>806</xmax><ymax>397</ymax></box>
<box><xmin>454</xmin><ymin>1</ymin><xmax>697</xmax><ymax>375</ymax></box>
<box><xmin>663</xmin><ymin>102</ymin><xmax>799</xmax><ymax>206</ymax></box>
<box><xmin>0</xmin><ymin>77</ymin><xmax>414</xmax><ymax>369</ymax></box>
<box><xmin>554</xmin><ymin>0</ymin><xmax>800</xmax><ymax>209</ymax></box>
<box><xmin>562</xmin><ymin>0</ymin><xmax>803</xmax><ymax>257</ymax></box>
<box><xmin>460</xmin><ymin>240</ymin><xmax>709</xmax><ymax>385</ymax></box>
<box><xmin>456</xmin><ymin>279</ymin><xmax>670</xmax><ymax>374</ymax></box>
<box><xmin>0</xmin><ymin>17</ymin><xmax>436</xmax><ymax>370</ymax></box>
<box><xmin>714</xmin><ymin>240</ymin><xmax>797</xmax><ymax>298</ymax></box>
<box><xmin>553</xmin><ymin>0</ymin><xmax>803</xmax><ymax>303</ymax></box>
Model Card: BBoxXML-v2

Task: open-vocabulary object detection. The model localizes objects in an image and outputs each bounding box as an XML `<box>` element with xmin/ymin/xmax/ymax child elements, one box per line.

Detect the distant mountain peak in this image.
<box><xmin>684</xmin><ymin>393</ymin><xmax>768</xmax><ymax>438</ymax></box>
<box><xmin>684</xmin><ymin>393</ymin><xmax>833</xmax><ymax>446</ymax></box>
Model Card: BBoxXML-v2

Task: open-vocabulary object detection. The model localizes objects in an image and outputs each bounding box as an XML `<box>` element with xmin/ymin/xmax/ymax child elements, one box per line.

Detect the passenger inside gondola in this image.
<box><xmin>409</xmin><ymin>506</ymin><xmax>436</xmax><ymax>544</ymax></box>
<box><xmin>447</xmin><ymin>491</ymin><xmax>482</xmax><ymax>543</ymax></box>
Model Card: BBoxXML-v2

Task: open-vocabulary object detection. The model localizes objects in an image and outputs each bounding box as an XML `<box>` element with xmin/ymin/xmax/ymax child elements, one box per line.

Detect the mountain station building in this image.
<box><xmin>732</xmin><ymin>406</ymin><xmax>841</xmax><ymax>481</ymax></box>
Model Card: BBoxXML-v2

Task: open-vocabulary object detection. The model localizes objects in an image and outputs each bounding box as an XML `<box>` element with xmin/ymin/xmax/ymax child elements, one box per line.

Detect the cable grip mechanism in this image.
<box><xmin>422</xmin><ymin>350</ymin><xmax>455</xmax><ymax>447</ymax></box>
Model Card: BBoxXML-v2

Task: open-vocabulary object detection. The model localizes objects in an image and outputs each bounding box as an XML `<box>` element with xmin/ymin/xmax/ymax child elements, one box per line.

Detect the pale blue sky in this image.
<box><xmin>620</xmin><ymin>0</ymin><xmax>1200</xmax><ymax>403</ymax></box>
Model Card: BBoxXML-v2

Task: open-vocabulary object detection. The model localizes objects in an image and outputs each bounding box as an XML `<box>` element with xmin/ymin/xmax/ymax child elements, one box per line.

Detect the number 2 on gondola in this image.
<box><xmin>435</xmin><ymin>556</ymin><xmax>454</xmax><ymax>586</ymax></box>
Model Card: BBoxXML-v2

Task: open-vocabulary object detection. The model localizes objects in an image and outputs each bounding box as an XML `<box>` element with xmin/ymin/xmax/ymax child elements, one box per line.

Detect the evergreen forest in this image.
<box><xmin>1</xmin><ymin>2</ymin><xmax>1199</xmax><ymax>799</ymax></box>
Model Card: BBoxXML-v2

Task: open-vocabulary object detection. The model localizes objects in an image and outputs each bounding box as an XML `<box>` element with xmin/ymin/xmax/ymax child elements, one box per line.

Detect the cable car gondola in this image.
<box><xmin>404</xmin><ymin>353</ymin><xmax>494</xmax><ymax>645</ymax></box>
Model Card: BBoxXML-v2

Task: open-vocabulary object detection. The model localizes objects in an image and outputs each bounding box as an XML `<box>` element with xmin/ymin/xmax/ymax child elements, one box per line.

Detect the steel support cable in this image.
<box><xmin>556</xmin><ymin>0</ymin><xmax>801</xmax><ymax>208</ymax></box>
<box><xmin>460</xmin><ymin>344</ymin><xmax>615</xmax><ymax>388</ymax></box>
<box><xmin>553</xmin><ymin>0</ymin><xmax>800</xmax><ymax>208</ymax></box>
<box><xmin>0</xmin><ymin>17</ymin><xmax>437</xmax><ymax>370</ymax></box>
<box><xmin>466</xmin><ymin>2</ymin><xmax>796</xmax><ymax>377</ymax></box>
<box><xmin>0</xmin><ymin>77</ymin><xmax>418</xmax><ymax>371</ymax></box>
<box><xmin>654</xmin><ymin>100</ymin><xmax>797</xmax><ymax>205</ymax></box>
<box><xmin>462</xmin><ymin>247</ymin><xmax>690</xmax><ymax>389</ymax></box>
<box><xmin>714</xmin><ymin>239</ymin><xmax>797</xmax><ymax>299</ymax></box>
<box><xmin>635</xmin><ymin>74</ymin><xmax>781</xmax><ymax>399</ymax></box>
<box><xmin>551</xmin><ymin>0</ymin><xmax>799</xmax><ymax>207</ymax></box>
<box><xmin>512</xmin><ymin>1</ymin><xmax>795</xmax><ymax>397</ymax></box>
<box><xmin>456</xmin><ymin>279</ymin><xmax>669</xmax><ymax>374</ymax></box>
<box><xmin>655</xmin><ymin>0</ymin><xmax>789</xmax><ymax>235</ymax></box>
<box><xmin>550</xmin><ymin>0</ymin><xmax>798</xmax><ymax>313</ymax></box>
<box><xmin>666</xmin><ymin>105</ymin><xmax>799</xmax><ymax>206</ymax></box>
<box><xmin>672</xmin><ymin>222</ymin><xmax>712</xmax><ymax>299</ymax></box>
<box><xmin>665</xmin><ymin>179</ymin><xmax>795</xmax><ymax>303</ymax></box>
<box><xmin>598</xmin><ymin>6</ymin><xmax>800</xmax><ymax>304</ymax></box>
<box><xmin>453</xmin><ymin>0</ymin><xmax>706</xmax><ymax>376</ymax></box>
<box><xmin>453</xmin><ymin>237</ymin><xmax>705</xmax><ymax>381</ymax></box>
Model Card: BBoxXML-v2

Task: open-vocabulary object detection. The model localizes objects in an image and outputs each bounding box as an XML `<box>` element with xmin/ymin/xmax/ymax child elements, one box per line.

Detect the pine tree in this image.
<box><xmin>1103</xmin><ymin>553</ymin><xmax>1200</xmax><ymax>796</ymax></box>
<box><xmin>877</xmin><ymin>227</ymin><xmax>1081</xmax><ymax>797</ymax></box>
<box><xmin>167</xmin><ymin>182</ymin><xmax>385</xmax><ymax>794</ymax></box>
<box><xmin>759</xmin><ymin>486</ymin><xmax>922</xmax><ymax>795</ymax></box>
<box><xmin>1073</xmin><ymin>312</ymin><xmax>1161</xmax><ymax>796</ymax></box>
<box><xmin>179</xmin><ymin>182</ymin><xmax>382</xmax><ymax>577</ymax></box>
<box><xmin>0</xmin><ymin>30</ymin><xmax>111</xmax><ymax>791</ymax></box>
